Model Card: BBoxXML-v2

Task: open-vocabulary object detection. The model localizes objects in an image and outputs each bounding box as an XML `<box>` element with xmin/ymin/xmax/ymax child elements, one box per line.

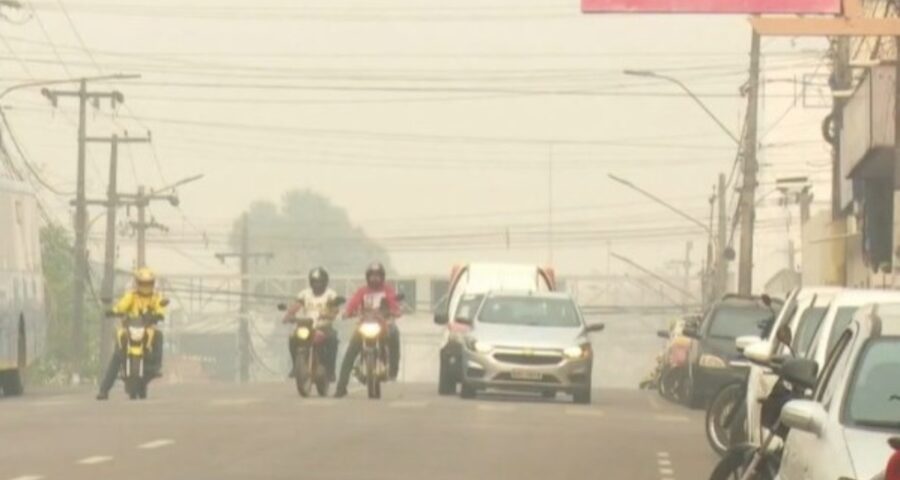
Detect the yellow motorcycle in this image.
<box><xmin>109</xmin><ymin>300</ymin><xmax>167</xmax><ymax>400</ymax></box>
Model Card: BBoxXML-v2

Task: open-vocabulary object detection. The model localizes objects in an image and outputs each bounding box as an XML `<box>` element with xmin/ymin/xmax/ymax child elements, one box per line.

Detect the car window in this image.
<box><xmin>455</xmin><ymin>294</ymin><xmax>483</xmax><ymax>321</ymax></box>
<box><xmin>479</xmin><ymin>296</ymin><xmax>580</xmax><ymax>328</ymax></box>
<box><xmin>815</xmin><ymin>329</ymin><xmax>855</xmax><ymax>409</ymax></box>
<box><xmin>792</xmin><ymin>306</ymin><xmax>828</xmax><ymax>356</ymax></box>
<box><xmin>707</xmin><ymin>304</ymin><xmax>771</xmax><ymax>340</ymax></box>
<box><xmin>843</xmin><ymin>338</ymin><xmax>900</xmax><ymax>430</ymax></box>
<box><xmin>826</xmin><ymin>307</ymin><xmax>860</xmax><ymax>355</ymax></box>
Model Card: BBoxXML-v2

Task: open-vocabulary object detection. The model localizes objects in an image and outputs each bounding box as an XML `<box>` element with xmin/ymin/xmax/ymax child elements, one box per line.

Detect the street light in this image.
<box><xmin>623</xmin><ymin>69</ymin><xmax>742</xmax><ymax>146</ymax></box>
<box><xmin>607</xmin><ymin>173</ymin><xmax>711</xmax><ymax>234</ymax></box>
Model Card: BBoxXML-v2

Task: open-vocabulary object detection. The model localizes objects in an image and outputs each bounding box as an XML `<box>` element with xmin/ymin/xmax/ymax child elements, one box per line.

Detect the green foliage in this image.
<box><xmin>232</xmin><ymin>189</ymin><xmax>392</xmax><ymax>277</ymax></box>
<box><xmin>31</xmin><ymin>224</ymin><xmax>101</xmax><ymax>383</ymax></box>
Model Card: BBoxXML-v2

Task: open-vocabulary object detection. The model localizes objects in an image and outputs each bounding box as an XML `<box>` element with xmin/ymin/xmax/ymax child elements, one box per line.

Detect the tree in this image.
<box><xmin>231</xmin><ymin>189</ymin><xmax>392</xmax><ymax>277</ymax></box>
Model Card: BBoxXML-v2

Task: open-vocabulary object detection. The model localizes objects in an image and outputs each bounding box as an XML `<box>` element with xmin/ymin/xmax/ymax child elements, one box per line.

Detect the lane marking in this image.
<box><xmin>659</xmin><ymin>468</ymin><xmax>675</xmax><ymax>476</ymax></box>
<box><xmin>77</xmin><ymin>456</ymin><xmax>112</xmax><ymax>465</ymax></box>
<box><xmin>476</xmin><ymin>404</ymin><xmax>515</xmax><ymax>412</ymax></box>
<box><xmin>654</xmin><ymin>414</ymin><xmax>689</xmax><ymax>423</ymax></box>
<box><xmin>389</xmin><ymin>400</ymin><xmax>427</xmax><ymax>408</ymax></box>
<box><xmin>9</xmin><ymin>475</ymin><xmax>45</xmax><ymax>480</ymax></box>
<box><xmin>138</xmin><ymin>439</ymin><xmax>175</xmax><ymax>450</ymax></box>
<box><xmin>564</xmin><ymin>407</ymin><xmax>605</xmax><ymax>417</ymax></box>
<box><xmin>656</xmin><ymin>452</ymin><xmax>670</xmax><ymax>458</ymax></box>
<box><xmin>209</xmin><ymin>398</ymin><xmax>261</xmax><ymax>407</ymax></box>
<box><xmin>303</xmin><ymin>400</ymin><xmax>337</xmax><ymax>407</ymax></box>
<box><xmin>658</xmin><ymin>459</ymin><xmax>672</xmax><ymax>467</ymax></box>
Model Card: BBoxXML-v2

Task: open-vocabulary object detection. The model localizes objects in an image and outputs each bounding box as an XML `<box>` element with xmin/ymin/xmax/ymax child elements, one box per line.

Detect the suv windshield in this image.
<box><xmin>478</xmin><ymin>296</ymin><xmax>581</xmax><ymax>328</ymax></box>
<box><xmin>707</xmin><ymin>304</ymin><xmax>771</xmax><ymax>340</ymax></box>
<box><xmin>792</xmin><ymin>306</ymin><xmax>829</xmax><ymax>356</ymax></box>
<box><xmin>845</xmin><ymin>338</ymin><xmax>900</xmax><ymax>430</ymax></box>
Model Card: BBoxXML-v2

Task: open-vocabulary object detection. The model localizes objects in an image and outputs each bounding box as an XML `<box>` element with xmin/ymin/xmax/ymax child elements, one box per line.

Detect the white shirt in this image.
<box><xmin>294</xmin><ymin>288</ymin><xmax>339</xmax><ymax>328</ymax></box>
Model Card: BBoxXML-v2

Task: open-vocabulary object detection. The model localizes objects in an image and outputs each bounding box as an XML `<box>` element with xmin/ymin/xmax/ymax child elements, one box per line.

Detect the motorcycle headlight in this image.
<box><xmin>296</xmin><ymin>327</ymin><xmax>311</xmax><ymax>340</ymax></box>
<box><xmin>359</xmin><ymin>323</ymin><xmax>382</xmax><ymax>339</ymax></box>
<box><xmin>128</xmin><ymin>326</ymin><xmax>146</xmax><ymax>342</ymax></box>
<box><xmin>563</xmin><ymin>345</ymin><xmax>585</xmax><ymax>360</ymax></box>
<box><xmin>699</xmin><ymin>354</ymin><xmax>727</xmax><ymax>369</ymax></box>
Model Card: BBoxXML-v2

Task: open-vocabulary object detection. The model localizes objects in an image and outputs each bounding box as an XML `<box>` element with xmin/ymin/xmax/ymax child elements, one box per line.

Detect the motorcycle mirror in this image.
<box><xmin>776</xmin><ymin>325</ymin><xmax>793</xmax><ymax>348</ymax></box>
<box><xmin>331</xmin><ymin>296</ymin><xmax>346</xmax><ymax>307</ymax></box>
<box><xmin>395</xmin><ymin>292</ymin><xmax>406</xmax><ymax>302</ymax></box>
<box><xmin>104</xmin><ymin>310</ymin><xmax>117</xmax><ymax>318</ymax></box>
<box><xmin>277</xmin><ymin>303</ymin><xmax>288</xmax><ymax>311</ymax></box>
<box><xmin>159</xmin><ymin>298</ymin><xmax>170</xmax><ymax>307</ymax></box>
<box><xmin>761</xmin><ymin>294</ymin><xmax>773</xmax><ymax>308</ymax></box>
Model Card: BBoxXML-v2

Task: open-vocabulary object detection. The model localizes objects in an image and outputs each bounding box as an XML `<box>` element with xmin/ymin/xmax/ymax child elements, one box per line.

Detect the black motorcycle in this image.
<box><xmin>108</xmin><ymin>300</ymin><xmax>168</xmax><ymax>400</ymax></box>
<box><xmin>278</xmin><ymin>297</ymin><xmax>344</xmax><ymax>398</ymax></box>
<box><xmin>708</xmin><ymin>331</ymin><xmax>818</xmax><ymax>480</ymax></box>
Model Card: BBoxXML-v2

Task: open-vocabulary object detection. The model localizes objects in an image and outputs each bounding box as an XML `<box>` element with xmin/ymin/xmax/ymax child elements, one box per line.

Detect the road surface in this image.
<box><xmin>1</xmin><ymin>382</ymin><xmax>716</xmax><ymax>480</ymax></box>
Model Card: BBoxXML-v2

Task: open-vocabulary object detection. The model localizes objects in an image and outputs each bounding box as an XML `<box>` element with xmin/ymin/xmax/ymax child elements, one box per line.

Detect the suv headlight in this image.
<box><xmin>563</xmin><ymin>345</ymin><xmax>586</xmax><ymax>359</ymax></box>
<box><xmin>699</xmin><ymin>354</ymin><xmax>727</xmax><ymax>369</ymax></box>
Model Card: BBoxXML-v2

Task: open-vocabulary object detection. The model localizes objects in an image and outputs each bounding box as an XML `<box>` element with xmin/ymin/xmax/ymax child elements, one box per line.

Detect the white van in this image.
<box><xmin>433</xmin><ymin>263</ymin><xmax>555</xmax><ymax>395</ymax></box>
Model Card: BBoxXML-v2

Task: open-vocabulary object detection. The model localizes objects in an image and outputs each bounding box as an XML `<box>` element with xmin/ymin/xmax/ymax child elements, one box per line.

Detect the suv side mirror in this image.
<box><xmin>682</xmin><ymin>324</ymin><xmax>700</xmax><ymax>339</ymax></box>
<box><xmin>776</xmin><ymin>325</ymin><xmax>793</xmax><ymax>346</ymax></box>
<box><xmin>434</xmin><ymin>313</ymin><xmax>449</xmax><ymax>325</ymax></box>
<box><xmin>780</xmin><ymin>358</ymin><xmax>819</xmax><ymax>390</ymax></box>
<box><xmin>657</xmin><ymin>329</ymin><xmax>670</xmax><ymax>339</ymax></box>
<box><xmin>761</xmin><ymin>294</ymin><xmax>772</xmax><ymax>308</ymax></box>
<box><xmin>586</xmin><ymin>323</ymin><xmax>605</xmax><ymax>333</ymax></box>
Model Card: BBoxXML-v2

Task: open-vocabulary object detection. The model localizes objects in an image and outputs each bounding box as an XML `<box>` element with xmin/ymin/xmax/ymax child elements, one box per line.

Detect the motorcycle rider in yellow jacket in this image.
<box><xmin>96</xmin><ymin>268</ymin><xmax>166</xmax><ymax>400</ymax></box>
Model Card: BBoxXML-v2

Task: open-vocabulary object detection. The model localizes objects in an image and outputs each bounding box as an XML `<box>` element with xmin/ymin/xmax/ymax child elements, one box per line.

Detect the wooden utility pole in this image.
<box><xmin>118</xmin><ymin>186</ymin><xmax>178</xmax><ymax>268</ymax></box>
<box><xmin>42</xmin><ymin>80</ymin><xmax>125</xmax><ymax>366</ymax></box>
<box><xmin>738</xmin><ymin>32</ymin><xmax>761</xmax><ymax>295</ymax></box>
<box><xmin>717</xmin><ymin>173</ymin><xmax>728</xmax><ymax>298</ymax></box>
<box><xmin>215</xmin><ymin>213</ymin><xmax>273</xmax><ymax>383</ymax></box>
<box><xmin>85</xmin><ymin>133</ymin><xmax>152</xmax><ymax>365</ymax></box>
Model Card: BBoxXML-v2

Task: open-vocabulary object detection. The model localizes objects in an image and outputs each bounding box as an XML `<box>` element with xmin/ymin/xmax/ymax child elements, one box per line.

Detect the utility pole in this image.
<box><xmin>717</xmin><ymin>173</ymin><xmax>728</xmax><ymax>298</ymax></box>
<box><xmin>42</xmin><ymin>80</ymin><xmax>126</xmax><ymax>366</ymax></box>
<box><xmin>118</xmin><ymin>186</ymin><xmax>178</xmax><ymax>268</ymax></box>
<box><xmin>216</xmin><ymin>213</ymin><xmax>273</xmax><ymax>383</ymax></box>
<box><xmin>85</xmin><ymin>133</ymin><xmax>151</xmax><ymax>365</ymax></box>
<box><xmin>738</xmin><ymin>32</ymin><xmax>761</xmax><ymax>295</ymax></box>
<box><xmin>683</xmin><ymin>241</ymin><xmax>693</xmax><ymax>312</ymax></box>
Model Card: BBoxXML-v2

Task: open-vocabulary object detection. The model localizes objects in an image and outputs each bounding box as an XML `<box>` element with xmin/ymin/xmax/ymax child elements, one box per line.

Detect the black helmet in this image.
<box><xmin>365</xmin><ymin>262</ymin><xmax>386</xmax><ymax>288</ymax></box>
<box><xmin>309</xmin><ymin>267</ymin><xmax>329</xmax><ymax>295</ymax></box>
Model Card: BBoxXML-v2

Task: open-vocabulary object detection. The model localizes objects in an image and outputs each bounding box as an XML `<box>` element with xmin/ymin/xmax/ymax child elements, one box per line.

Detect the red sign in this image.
<box><xmin>582</xmin><ymin>0</ymin><xmax>841</xmax><ymax>14</ymax></box>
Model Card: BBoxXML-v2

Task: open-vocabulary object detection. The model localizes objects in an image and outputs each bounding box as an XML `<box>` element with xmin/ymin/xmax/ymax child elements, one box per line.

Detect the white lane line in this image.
<box><xmin>138</xmin><ymin>439</ymin><xmax>175</xmax><ymax>450</ymax></box>
<box><xmin>654</xmin><ymin>414</ymin><xmax>689</xmax><ymax>423</ymax></box>
<box><xmin>209</xmin><ymin>398</ymin><xmax>261</xmax><ymax>407</ymax></box>
<box><xmin>658</xmin><ymin>459</ymin><xmax>672</xmax><ymax>467</ymax></box>
<box><xmin>656</xmin><ymin>451</ymin><xmax>670</xmax><ymax>458</ymax></box>
<box><xmin>476</xmin><ymin>404</ymin><xmax>515</xmax><ymax>412</ymax></box>
<box><xmin>659</xmin><ymin>468</ymin><xmax>675</xmax><ymax>476</ymax></box>
<box><xmin>564</xmin><ymin>407</ymin><xmax>605</xmax><ymax>417</ymax></box>
<box><xmin>9</xmin><ymin>475</ymin><xmax>45</xmax><ymax>480</ymax></box>
<box><xmin>77</xmin><ymin>456</ymin><xmax>113</xmax><ymax>465</ymax></box>
<box><xmin>389</xmin><ymin>400</ymin><xmax>427</xmax><ymax>408</ymax></box>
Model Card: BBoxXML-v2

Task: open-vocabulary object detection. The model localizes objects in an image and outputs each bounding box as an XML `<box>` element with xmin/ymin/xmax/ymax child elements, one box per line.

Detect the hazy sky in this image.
<box><xmin>1</xmin><ymin>0</ymin><xmax>831</xmax><ymax>287</ymax></box>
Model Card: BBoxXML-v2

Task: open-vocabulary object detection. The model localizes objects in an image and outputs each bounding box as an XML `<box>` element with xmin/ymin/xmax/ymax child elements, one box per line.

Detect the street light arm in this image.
<box><xmin>623</xmin><ymin>70</ymin><xmax>742</xmax><ymax>146</ymax></box>
<box><xmin>607</xmin><ymin>173</ymin><xmax>711</xmax><ymax>234</ymax></box>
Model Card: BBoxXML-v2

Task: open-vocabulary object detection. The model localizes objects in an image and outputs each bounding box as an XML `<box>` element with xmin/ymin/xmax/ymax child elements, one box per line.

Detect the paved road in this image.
<box><xmin>1</xmin><ymin>382</ymin><xmax>716</xmax><ymax>480</ymax></box>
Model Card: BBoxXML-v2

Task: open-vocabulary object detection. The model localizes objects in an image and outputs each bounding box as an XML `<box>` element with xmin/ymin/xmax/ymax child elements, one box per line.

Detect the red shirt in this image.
<box><xmin>344</xmin><ymin>285</ymin><xmax>401</xmax><ymax>318</ymax></box>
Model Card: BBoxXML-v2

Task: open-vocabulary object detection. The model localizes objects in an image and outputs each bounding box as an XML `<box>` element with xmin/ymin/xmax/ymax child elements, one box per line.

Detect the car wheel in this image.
<box><xmin>572</xmin><ymin>388</ymin><xmax>591</xmax><ymax>405</ymax></box>
<box><xmin>706</xmin><ymin>383</ymin><xmax>746</xmax><ymax>456</ymax></box>
<box><xmin>438</xmin><ymin>356</ymin><xmax>456</xmax><ymax>396</ymax></box>
<box><xmin>459</xmin><ymin>382</ymin><xmax>476</xmax><ymax>399</ymax></box>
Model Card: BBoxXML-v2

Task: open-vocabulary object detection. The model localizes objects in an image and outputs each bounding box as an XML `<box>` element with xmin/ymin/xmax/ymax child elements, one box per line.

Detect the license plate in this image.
<box><xmin>510</xmin><ymin>370</ymin><xmax>542</xmax><ymax>381</ymax></box>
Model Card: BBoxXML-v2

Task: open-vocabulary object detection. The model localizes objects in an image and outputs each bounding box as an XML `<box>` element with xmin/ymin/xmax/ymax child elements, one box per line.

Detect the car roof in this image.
<box><xmin>829</xmin><ymin>289</ymin><xmax>900</xmax><ymax>307</ymax></box>
<box><xmin>485</xmin><ymin>290</ymin><xmax>573</xmax><ymax>300</ymax></box>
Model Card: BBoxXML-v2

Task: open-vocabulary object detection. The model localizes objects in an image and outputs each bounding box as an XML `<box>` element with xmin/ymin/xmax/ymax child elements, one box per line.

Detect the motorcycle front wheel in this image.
<box><xmin>706</xmin><ymin>382</ymin><xmax>747</xmax><ymax>456</ymax></box>
<box><xmin>365</xmin><ymin>352</ymin><xmax>380</xmax><ymax>399</ymax></box>
<box><xmin>709</xmin><ymin>448</ymin><xmax>777</xmax><ymax>480</ymax></box>
<box><xmin>294</xmin><ymin>350</ymin><xmax>312</xmax><ymax>398</ymax></box>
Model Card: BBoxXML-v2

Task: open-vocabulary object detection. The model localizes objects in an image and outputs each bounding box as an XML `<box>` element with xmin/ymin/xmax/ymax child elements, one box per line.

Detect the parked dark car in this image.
<box><xmin>681</xmin><ymin>294</ymin><xmax>783</xmax><ymax>408</ymax></box>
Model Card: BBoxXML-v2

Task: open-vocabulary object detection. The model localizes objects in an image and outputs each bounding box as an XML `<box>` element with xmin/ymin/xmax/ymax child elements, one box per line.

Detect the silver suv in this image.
<box><xmin>457</xmin><ymin>291</ymin><xmax>605</xmax><ymax>404</ymax></box>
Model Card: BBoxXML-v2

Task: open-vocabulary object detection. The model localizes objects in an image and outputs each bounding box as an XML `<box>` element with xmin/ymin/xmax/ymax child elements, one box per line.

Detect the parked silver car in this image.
<box><xmin>457</xmin><ymin>291</ymin><xmax>605</xmax><ymax>404</ymax></box>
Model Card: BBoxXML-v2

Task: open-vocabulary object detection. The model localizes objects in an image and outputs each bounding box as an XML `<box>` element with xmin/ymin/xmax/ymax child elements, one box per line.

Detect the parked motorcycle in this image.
<box><xmin>708</xmin><ymin>327</ymin><xmax>817</xmax><ymax>480</ymax></box>
<box><xmin>109</xmin><ymin>299</ymin><xmax>168</xmax><ymax>400</ymax></box>
<box><xmin>278</xmin><ymin>297</ymin><xmax>344</xmax><ymax>398</ymax></box>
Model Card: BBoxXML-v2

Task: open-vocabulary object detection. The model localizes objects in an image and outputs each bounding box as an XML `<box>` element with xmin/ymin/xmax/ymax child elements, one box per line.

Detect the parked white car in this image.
<box><xmin>743</xmin><ymin>286</ymin><xmax>841</xmax><ymax>446</ymax></box>
<box><xmin>776</xmin><ymin>302</ymin><xmax>900</xmax><ymax>480</ymax></box>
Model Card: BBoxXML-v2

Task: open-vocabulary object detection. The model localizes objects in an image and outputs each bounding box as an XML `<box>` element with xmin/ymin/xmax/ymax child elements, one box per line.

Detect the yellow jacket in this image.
<box><xmin>113</xmin><ymin>291</ymin><xmax>166</xmax><ymax>318</ymax></box>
